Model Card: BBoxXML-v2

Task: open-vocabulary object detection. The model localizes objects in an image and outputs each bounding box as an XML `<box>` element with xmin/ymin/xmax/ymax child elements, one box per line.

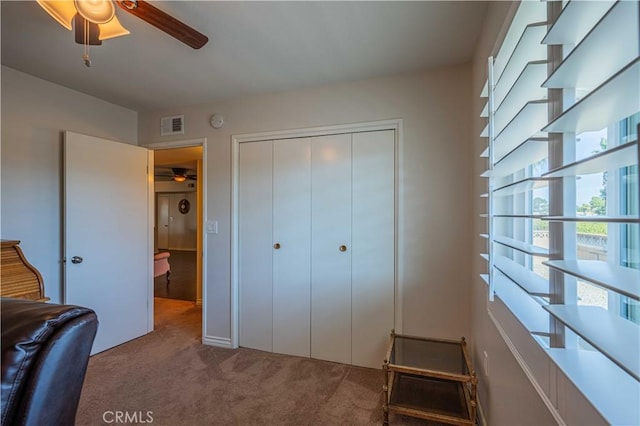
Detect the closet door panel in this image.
<box><xmin>311</xmin><ymin>134</ymin><xmax>352</xmax><ymax>364</ymax></box>
<box><xmin>238</xmin><ymin>141</ymin><xmax>273</xmax><ymax>352</ymax></box>
<box><xmin>272</xmin><ymin>138</ymin><xmax>311</xmax><ymax>357</ymax></box>
<box><xmin>351</xmin><ymin>130</ymin><xmax>396</xmax><ymax>368</ymax></box>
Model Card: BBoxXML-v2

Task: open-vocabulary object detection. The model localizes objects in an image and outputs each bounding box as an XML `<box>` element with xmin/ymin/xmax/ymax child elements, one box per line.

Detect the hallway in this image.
<box><xmin>154</xmin><ymin>250</ymin><xmax>196</xmax><ymax>302</ymax></box>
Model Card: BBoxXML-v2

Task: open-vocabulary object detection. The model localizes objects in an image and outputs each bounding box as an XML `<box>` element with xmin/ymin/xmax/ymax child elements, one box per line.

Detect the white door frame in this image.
<box><xmin>231</xmin><ymin>119</ymin><xmax>403</xmax><ymax>349</ymax></box>
<box><xmin>145</xmin><ymin>138</ymin><xmax>207</xmax><ymax>335</ymax></box>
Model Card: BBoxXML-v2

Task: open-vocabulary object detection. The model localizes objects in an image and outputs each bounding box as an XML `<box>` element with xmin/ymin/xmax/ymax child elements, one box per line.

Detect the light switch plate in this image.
<box><xmin>206</xmin><ymin>220</ymin><xmax>218</xmax><ymax>234</ymax></box>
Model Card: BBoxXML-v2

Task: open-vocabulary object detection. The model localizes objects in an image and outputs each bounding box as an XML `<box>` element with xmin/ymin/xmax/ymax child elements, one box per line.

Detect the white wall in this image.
<box><xmin>139</xmin><ymin>66</ymin><xmax>474</xmax><ymax>346</ymax></box>
<box><xmin>154</xmin><ymin>180</ymin><xmax>197</xmax><ymax>193</ymax></box>
<box><xmin>161</xmin><ymin>192</ymin><xmax>197</xmax><ymax>251</ymax></box>
<box><xmin>1</xmin><ymin>66</ymin><xmax>138</xmax><ymax>303</ymax></box>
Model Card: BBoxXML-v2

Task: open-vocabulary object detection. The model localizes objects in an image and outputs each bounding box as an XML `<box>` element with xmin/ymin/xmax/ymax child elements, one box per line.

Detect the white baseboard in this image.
<box><xmin>202</xmin><ymin>335</ymin><xmax>232</xmax><ymax>349</ymax></box>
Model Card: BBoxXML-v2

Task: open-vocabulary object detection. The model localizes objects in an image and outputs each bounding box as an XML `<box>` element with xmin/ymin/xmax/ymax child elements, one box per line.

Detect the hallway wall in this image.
<box><xmin>156</xmin><ymin>192</ymin><xmax>197</xmax><ymax>251</ymax></box>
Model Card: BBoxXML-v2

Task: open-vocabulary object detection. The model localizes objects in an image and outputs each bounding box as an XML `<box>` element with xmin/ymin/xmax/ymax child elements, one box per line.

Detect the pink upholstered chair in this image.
<box><xmin>153</xmin><ymin>252</ymin><xmax>171</xmax><ymax>284</ymax></box>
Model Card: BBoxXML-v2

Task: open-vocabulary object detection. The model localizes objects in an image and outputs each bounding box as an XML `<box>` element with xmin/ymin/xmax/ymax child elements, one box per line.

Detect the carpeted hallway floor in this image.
<box><xmin>76</xmin><ymin>298</ymin><xmax>432</xmax><ymax>425</ymax></box>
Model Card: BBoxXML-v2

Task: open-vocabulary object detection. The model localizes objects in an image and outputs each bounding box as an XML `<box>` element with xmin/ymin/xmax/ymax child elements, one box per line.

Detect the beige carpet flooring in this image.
<box><xmin>76</xmin><ymin>298</ymin><xmax>432</xmax><ymax>425</ymax></box>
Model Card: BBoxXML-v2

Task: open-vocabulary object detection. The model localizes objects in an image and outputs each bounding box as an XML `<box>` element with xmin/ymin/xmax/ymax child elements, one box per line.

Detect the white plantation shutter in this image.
<box><xmin>480</xmin><ymin>1</ymin><xmax>639</xmax><ymax>424</ymax></box>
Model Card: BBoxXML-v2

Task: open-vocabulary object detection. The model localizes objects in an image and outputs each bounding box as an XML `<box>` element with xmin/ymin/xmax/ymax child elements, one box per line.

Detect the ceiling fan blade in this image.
<box><xmin>116</xmin><ymin>0</ymin><xmax>208</xmax><ymax>49</ymax></box>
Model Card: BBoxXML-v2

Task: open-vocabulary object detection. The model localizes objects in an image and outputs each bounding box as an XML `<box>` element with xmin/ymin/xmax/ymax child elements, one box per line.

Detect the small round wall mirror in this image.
<box><xmin>178</xmin><ymin>199</ymin><xmax>190</xmax><ymax>214</ymax></box>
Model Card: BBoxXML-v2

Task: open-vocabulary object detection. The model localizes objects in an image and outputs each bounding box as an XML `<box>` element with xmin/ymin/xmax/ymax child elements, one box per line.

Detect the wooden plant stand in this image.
<box><xmin>382</xmin><ymin>330</ymin><xmax>477</xmax><ymax>425</ymax></box>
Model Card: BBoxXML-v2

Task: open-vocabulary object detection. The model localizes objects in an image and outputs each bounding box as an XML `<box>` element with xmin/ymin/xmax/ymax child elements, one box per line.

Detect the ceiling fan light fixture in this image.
<box><xmin>38</xmin><ymin>0</ymin><xmax>207</xmax><ymax>59</ymax></box>
<box><xmin>37</xmin><ymin>0</ymin><xmax>77</xmax><ymax>30</ymax></box>
<box><xmin>74</xmin><ymin>0</ymin><xmax>115</xmax><ymax>24</ymax></box>
<box><xmin>173</xmin><ymin>175</ymin><xmax>187</xmax><ymax>183</ymax></box>
<box><xmin>98</xmin><ymin>15</ymin><xmax>130</xmax><ymax>40</ymax></box>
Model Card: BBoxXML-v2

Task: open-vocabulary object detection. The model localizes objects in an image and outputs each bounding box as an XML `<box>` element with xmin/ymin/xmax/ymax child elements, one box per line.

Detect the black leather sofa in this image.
<box><xmin>1</xmin><ymin>297</ymin><xmax>98</xmax><ymax>426</ymax></box>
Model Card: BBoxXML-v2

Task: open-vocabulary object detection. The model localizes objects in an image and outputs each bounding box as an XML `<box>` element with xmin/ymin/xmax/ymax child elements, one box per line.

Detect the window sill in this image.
<box><xmin>543</xmin><ymin>344</ymin><xmax>640</xmax><ymax>426</ymax></box>
<box><xmin>491</xmin><ymin>281</ymin><xmax>640</xmax><ymax>425</ymax></box>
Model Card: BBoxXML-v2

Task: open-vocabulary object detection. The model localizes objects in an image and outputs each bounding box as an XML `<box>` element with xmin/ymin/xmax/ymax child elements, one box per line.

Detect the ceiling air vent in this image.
<box><xmin>160</xmin><ymin>115</ymin><xmax>184</xmax><ymax>136</ymax></box>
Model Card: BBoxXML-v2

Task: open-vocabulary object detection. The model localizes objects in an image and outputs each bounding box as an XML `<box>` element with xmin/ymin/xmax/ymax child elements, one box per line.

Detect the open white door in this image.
<box><xmin>64</xmin><ymin>131</ymin><xmax>150</xmax><ymax>354</ymax></box>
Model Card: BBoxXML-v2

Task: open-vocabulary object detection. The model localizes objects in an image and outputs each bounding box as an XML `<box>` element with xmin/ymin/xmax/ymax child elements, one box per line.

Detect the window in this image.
<box><xmin>481</xmin><ymin>1</ymin><xmax>639</xmax><ymax>424</ymax></box>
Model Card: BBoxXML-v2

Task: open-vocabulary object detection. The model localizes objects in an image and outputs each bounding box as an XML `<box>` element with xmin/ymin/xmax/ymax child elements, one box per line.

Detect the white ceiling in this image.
<box><xmin>1</xmin><ymin>1</ymin><xmax>488</xmax><ymax>112</ymax></box>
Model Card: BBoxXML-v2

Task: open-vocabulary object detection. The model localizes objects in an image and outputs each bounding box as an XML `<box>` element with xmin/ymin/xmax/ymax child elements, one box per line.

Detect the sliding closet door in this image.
<box><xmin>238</xmin><ymin>129</ymin><xmax>395</xmax><ymax>367</ymax></box>
<box><xmin>239</xmin><ymin>141</ymin><xmax>273</xmax><ymax>352</ymax></box>
<box><xmin>351</xmin><ymin>130</ymin><xmax>395</xmax><ymax>368</ymax></box>
<box><xmin>272</xmin><ymin>138</ymin><xmax>311</xmax><ymax>357</ymax></box>
<box><xmin>311</xmin><ymin>134</ymin><xmax>352</xmax><ymax>364</ymax></box>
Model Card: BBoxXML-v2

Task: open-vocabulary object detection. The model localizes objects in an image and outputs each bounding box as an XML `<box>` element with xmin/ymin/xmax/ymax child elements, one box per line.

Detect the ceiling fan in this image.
<box><xmin>155</xmin><ymin>167</ymin><xmax>197</xmax><ymax>183</ymax></box>
<box><xmin>37</xmin><ymin>0</ymin><xmax>208</xmax><ymax>66</ymax></box>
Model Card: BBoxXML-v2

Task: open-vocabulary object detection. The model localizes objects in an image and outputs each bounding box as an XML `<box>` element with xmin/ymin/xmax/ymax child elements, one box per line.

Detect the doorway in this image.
<box><xmin>150</xmin><ymin>141</ymin><xmax>206</xmax><ymax>331</ymax></box>
<box><xmin>154</xmin><ymin>192</ymin><xmax>197</xmax><ymax>301</ymax></box>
